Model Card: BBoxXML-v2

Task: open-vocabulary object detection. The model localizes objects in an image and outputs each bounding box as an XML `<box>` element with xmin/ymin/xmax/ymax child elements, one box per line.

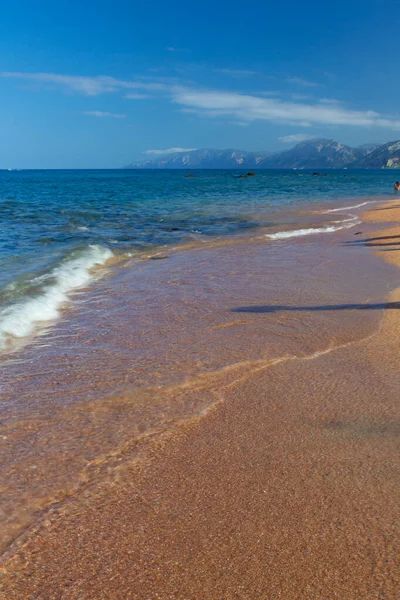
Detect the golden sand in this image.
<box><xmin>1</xmin><ymin>203</ymin><xmax>400</xmax><ymax>599</ymax></box>
<box><xmin>363</xmin><ymin>202</ymin><xmax>400</xmax><ymax>356</ymax></box>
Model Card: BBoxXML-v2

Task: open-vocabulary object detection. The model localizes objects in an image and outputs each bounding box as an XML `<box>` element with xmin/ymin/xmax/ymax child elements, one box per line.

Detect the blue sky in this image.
<box><xmin>1</xmin><ymin>0</ymin><xmax>400</xmax><ymax>168</ymax></box>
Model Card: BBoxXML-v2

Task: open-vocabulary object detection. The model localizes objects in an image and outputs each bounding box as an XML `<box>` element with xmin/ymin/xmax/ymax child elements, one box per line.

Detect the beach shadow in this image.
<box><xmin>231</xmin><ymin>302</ymin><xmax>400</xmax><ymax>314</ymax></box>
<box><xmin>372</xmin><ymin>204</ymin><xmax>400</xmax><ymax>211</ymax></box>
<box><xmin>348</xmin><ymin>241</ymin><xmax>400</xmax><ymax>248</ymax></box>
<box><xmin>325</xmin><ymin>419</ymin><xmax>400</xmax><ymax>438</ymax></box>
<box><xmin>345</xmin><ymin>234</ymin><xmax>400</xmax><ymax>249</ymax></box>
<box><xmin>347</xmin><ymin>235</ymin><xmax>400</xmax><ymax>243</ymax></box>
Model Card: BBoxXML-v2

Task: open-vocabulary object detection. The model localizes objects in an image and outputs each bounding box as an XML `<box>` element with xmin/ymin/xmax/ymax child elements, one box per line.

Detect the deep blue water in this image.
<box><xmin>0</xmin><ymin>168</ymin><xmax>397</xmax><ymax>348</ymax></box>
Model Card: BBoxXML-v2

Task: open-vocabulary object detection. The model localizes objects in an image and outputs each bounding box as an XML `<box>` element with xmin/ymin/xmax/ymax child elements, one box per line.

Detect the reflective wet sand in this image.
<box><xmin>1</xmin><ymin>202</ymin><xmax>400</xmax><ymax>598</ymax></box>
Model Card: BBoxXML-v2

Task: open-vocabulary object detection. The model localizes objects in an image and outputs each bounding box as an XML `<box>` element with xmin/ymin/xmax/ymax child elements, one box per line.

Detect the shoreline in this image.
<box><xmin>1</xmin><ymin>201</ymin><xmax>400</xmax><ymax>598</ymax></box>
<box><xmin>0</xmin><ymin>195</ymin><xmax>388</xmax><ymax>356</ymax></box>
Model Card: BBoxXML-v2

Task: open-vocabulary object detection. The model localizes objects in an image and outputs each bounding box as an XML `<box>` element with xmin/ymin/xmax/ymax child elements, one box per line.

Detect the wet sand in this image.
<box><xmin>1</xmin><ymin>203</ymin><xmax>400</xmax><ymax>598</ymax></box>
<box><xmin>2</xmin><ymin>204</ymin><xmax>393</xmax><ymax>554</ymax></box>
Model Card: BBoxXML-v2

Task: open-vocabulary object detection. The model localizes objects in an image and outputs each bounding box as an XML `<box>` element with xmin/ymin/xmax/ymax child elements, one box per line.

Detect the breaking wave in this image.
<box><xmin>324</xmin><ymin>201</ymin><xmax>374</xmax><ymax>213</ymax></box>
<box><xmin>0</xmin><ymin>245</ymin><xmax>113</xmax><ymax>351</ymax></box>
<box><xmin>266</xmin><ymin>217</ymin><xmax>360</xmax><ymax>240</ymax></box>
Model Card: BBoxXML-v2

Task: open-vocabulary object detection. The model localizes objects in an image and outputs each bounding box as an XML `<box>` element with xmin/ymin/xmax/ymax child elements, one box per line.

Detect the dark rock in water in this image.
<box><xmin>354</xmin><ymin>232</ymin><xmax>363</xmax><ymax>236</ymax></box>
<box><xmin>149</xmin><ymin>255</ymin><xmax>169</xmax><ymax>260</ymax></box>
<box><xmin>312</xmin><ymin>172</ymin><xmax>320</xmax><ymax>176</ymax></box>
<box><xmin>247</xmin><ymin>171</ymin><xmax>255</xmax><ymax>176</ymax></box>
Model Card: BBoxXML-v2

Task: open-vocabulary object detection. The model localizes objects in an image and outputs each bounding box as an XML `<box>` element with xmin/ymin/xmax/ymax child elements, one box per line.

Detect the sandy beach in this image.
<box><xmin>1</xmin><ymin>202</ymin><xmax>400</xmax><ymax>599</ymax></box>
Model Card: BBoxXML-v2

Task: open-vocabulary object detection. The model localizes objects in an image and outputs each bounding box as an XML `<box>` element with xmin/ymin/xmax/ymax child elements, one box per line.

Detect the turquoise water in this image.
<box><xmin>0</xmin><ymin>168</ymin><xmax>397</xmax><ymax>349</ymax></box>
<box><xmin>1</xmin><ymin>169</ymin><xmax>396</xmax><ymax>281</ymax></box>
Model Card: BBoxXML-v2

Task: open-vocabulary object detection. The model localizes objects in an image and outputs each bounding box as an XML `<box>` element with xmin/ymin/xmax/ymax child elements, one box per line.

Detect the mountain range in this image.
<box><xmin>125</xmin><ymin>139</ymin><xmax>400</xmax><ymax>170</ymax></box>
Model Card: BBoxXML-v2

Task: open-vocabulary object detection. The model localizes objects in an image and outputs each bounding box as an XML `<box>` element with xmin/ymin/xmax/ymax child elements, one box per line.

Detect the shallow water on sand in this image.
<box><xmin>0</xmin><ymin>207</ymin><xmax>399</xmax><ymax>553</ymax></box>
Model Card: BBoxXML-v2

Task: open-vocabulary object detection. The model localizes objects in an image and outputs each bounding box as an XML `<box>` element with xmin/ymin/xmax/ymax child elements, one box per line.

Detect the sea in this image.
<box><xmin>0</xmin><ymin>168</ymin><xmax>397</xmax><ymax>351</ymax></box>
<box><xmin>0</xmin><ymin>168</ymin><xmax>399</xmax><ymax>554</ymax></box>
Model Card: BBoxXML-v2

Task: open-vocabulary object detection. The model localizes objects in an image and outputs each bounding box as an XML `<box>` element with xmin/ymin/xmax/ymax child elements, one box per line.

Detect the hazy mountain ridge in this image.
<box><xmin>257</xmin><ymin>139</ymin><xmax>364</xmax><ymax>169</ymax></box>
<box><xmin>126</xmin><ymin>149</ymin><xmax>272</xmax><ymax>170</ymax></box>
<box><xmin>125</xmin><ymin>139</ymin><xmax>400</xmax><ymax>169</ymax></box>
<box><xmin>352</xmin><ymin>140</ymin><xmax>400</xmax><ymax>168</ymax></box>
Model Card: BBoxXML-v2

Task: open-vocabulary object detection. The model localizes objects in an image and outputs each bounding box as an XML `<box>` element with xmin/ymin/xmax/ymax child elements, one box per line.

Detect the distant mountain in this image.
<box><xmin>124</xmin><ymin>149</ymin><xmax>271</xmax><ymax>170</ymax></box>
<box><xmin>125</xmin><ymin>139</ymin><xmax>400</xmax><ymax>170</ymax></box>
<box><xmin>356</xmin><ymin>143</ymin><xmax>381</xmax><ymax>154</ymax></box>
<box><xmin>256</xmin><ymin>139</ymin><xmax>363</xmax><ymax>169</ymax></box>
<box><xmin>353</xmin><ymin>140</ymin><xmax>400</xmax><ymax>168</ymax></box>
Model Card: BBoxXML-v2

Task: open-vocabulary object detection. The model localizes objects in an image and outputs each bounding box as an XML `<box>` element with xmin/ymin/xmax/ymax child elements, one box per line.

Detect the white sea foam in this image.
<box><xmin>324</xmin><ymin>201</ymin><xmax>373</xmax><ymax>213</ymax></box>
<box><xmin>0</xmin><ymin>245</ymin><xmax>113</xmax><ymax>350</ymax></box>
<box><xmin>266</xmin><ymin>217</ymin><xmax>359</xmax><ymax>240</ymax></box>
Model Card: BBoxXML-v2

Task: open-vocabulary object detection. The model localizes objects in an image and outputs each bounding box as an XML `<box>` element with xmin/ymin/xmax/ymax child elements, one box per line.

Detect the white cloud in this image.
<box><xmin>3</xmin><ymin>70</ymin><xmax>400</xmax><ymax>132</ymax></box>
<box><xmin>229</xmin><ymin>121</ymin><xmax>250</xmax><ymax>127</ymax></box>
<box><xmin>0</xmin><ymin>72</ymin><xmax>168</xmax><ymax>96</ymax></box>
<box><xmin>287</xmin><ymin>76</ymin><xmax>320</xmax><ymax>87</ymax></box>
<box><xmin>279</xmin><ymin>133</ymin><xmax>316</xmax><ymax>143</ymax></box>
<box><xmin>213</xmin><ymin>68</ymin><xmax>259</xmax><ymax>77</ymax></box>
<box><xmin>171</xmin><ymin>88</ymin><xmax>400</xmax><ymax>130</ymax></box>
<box><xmin>125</xmin><ymin>93</ymin><xmax>152</xmax><ymax>100</ymax></box>
<box><xmin>144</xmin><ymin>147</ymin><xmax>197</xmax><ymax>155</ymax></box>
<box><xmin>319</xmin><ymin>98</ymin><xmax>341</xmax><ymax>104</ymax></box>
<box><xmin>259</xmin><ymin>91</ymin><xmax>280</xmax><ymax>97</ymax></box>
<box><xmin>292</xmin><ymin>93</ymin><xmax>311</xmax><ymax>101</ymax></box>
<box><xmin>83</xmin><ymin>111</ymin><xmax>126</xmax><ymax>119</ymax></box>
<box><xmin>165</xmin><ymin>46</ymin><xmax>191</xmax><ymax>53</ymax></box>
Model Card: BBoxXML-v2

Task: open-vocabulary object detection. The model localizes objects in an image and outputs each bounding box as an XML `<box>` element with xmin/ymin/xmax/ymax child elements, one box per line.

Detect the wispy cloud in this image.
<box><xmin>229</xmin><ymin>121</ymin><xmax>250</xmax><ymax>127</ymax></box>
<box><xmin>143</xmin><ymin>147</ymin><xmax>197</xmax><ymax>155</ymax></box>
<box><xmin>279</xmin><ymin>133</ymin><xmax>316</xmax><ymax>143</ymax></box>
<box><xmin>286</xmin><ymin>76</ymin><xmax>320</xmax><ymax>87</ymax></box>
<box><xmin>292</xmin><ymin>93</ymin><xmax>311</xmax><ymax>101</ymax></box>
<box><xmin>319</xmin><ymin>97</ymin><xmax>341</xmax><ymax>104</ymax></box>
<box><xmin>4</xmin><ymin>71</ymin><xmax>400</xmax><ymax>132</ymax></box>
<box><xmin>83</xmin><ymin>111</ymin><xmax>126</xmax><ymax>119</ymax></box>
<box><xmin>125</xmin><ymin>93</ymin><xmax>152</xmax><ymax>100</ymax></box>
<box><xmin>213</xmin><ymin>68</ymin><xmax>260</xmax><ymax>77</ymax></box>
<box><xmin>0</xmin><ymin>72</ymin><xmax>167</xmax><ymax>95</ymax></box>
<box><xmin>165</xmin><ymin>46</ymin><xmax>191</xmax><ymax>53</ymax></box>
<box><xmin>171</xmin><ymin>88</ymin><xmax>400</xmax><ymax>130</ymax></box>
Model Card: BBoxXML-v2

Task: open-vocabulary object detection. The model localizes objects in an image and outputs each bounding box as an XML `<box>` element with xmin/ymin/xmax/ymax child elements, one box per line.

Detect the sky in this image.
<box><xmin>1</xmin><ymin>0</ymin><xmax>400</xmax><ymax>168</ymax></box>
